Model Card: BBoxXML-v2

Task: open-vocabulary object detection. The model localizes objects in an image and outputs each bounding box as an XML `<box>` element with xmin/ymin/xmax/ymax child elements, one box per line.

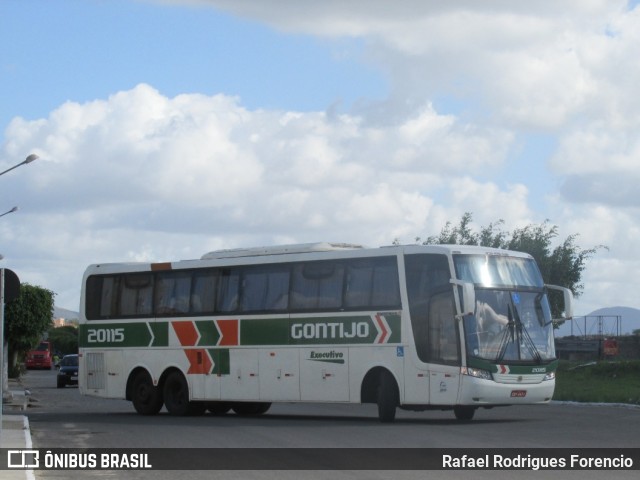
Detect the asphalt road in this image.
<box><xmin>19</xmin><ymin>369</ymin><xmax>640</xmax><ymax>480</ymax></box>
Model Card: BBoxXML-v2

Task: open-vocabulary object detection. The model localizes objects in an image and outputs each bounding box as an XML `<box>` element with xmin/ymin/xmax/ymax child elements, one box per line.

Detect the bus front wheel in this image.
<box><xmin>131</xmin><ymin>371</ymin><xmax>163</xmax><ymax>415</ymax></box>
<box><xmin>454</xmin><ymin>406</ymin><xmax>476</xmax><ymax>421</ymax></box>
<box><xmin>377</xmin><ymin>370</ymin><xmax>399</xmax><ymax>423</ymax></box>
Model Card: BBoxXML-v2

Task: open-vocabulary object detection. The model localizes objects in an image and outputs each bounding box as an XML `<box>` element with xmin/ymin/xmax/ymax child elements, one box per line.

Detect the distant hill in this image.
<box><xmin>556</xmin><ymin>306</ymin><xmax>640</xmax><ymax>337</ymax></box>
<box><xmin>54</xmin><ymin>306</ymin><xmax>79</xmax><ymax>320</ymax></box>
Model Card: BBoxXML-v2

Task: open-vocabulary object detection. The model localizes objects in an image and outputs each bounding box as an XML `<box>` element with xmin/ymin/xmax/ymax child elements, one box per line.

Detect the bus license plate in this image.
<box><xmin>511</xmin><ymin>390</ymin><xmax>527</xmax><ymax>398</ymax></box>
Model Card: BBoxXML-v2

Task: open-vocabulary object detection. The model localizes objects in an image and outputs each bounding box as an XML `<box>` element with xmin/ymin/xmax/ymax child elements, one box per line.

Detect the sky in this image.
<box><xmin>1</xmin><ymin>0</ymin><xmax>640</xmax><ymax>317</ymax></box>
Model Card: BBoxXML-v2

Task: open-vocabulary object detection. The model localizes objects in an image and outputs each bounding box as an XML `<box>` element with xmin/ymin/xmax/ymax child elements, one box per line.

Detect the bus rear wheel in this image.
<box><xmin>207</xmin><ymin>402</ymin><xmax>232</xmax><ymax>415</ymax></box>
<box><xmin>163</xmin><ymin>371</ymin><xmax>204</xmax><ymax>416</ymax></box>
<box><xmin>377</xmin><ymin>370</ymin><xmax>399</xmax><ymax>423</ymax></box>
<box><xmin>131</xmin><ymin>371</ymin><xmax>163</xmax><ymax>415</ymax></box>
<box><xmin>232</xmin><ymin>402</ymin><xmax>271</xmax><ymax>416</ymax></box>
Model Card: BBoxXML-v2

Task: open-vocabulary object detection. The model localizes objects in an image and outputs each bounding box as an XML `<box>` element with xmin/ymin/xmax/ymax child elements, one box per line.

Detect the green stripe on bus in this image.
<box><xmin>79</xmin><ymin>323</ymin><xmax>153</xmax><ymax>348</ymax></box>
<box><xmin>149</xmin><ymin>322</ymin><xmax>168</xmax><ymax>347</ymax></box>
<box><xmin>80</xmin><ymin>313</ymin><xmax>402</xmax><ymax>348</ymax></box>
<box><xmin>241</xmin><ymin>313</ymin><xmax>402</xmax><ymax>346</ymax></box>
<box><xmin>467</xmin><ymin>357</ymin><xmax>559</xmax><ymax>374</ymax></box>
<box><xmin>240</xmin><ymin>318</ymin><xmax>290</xmax><ymax>345</ymax></box>
<box><xmin>196</xmin><ymin>320</ymin><xmax>221</xmax><ymax>346</ymax></box>
<box><xmin>209</xmin><ymin>349</ymin><xmax>230</xmax><ymax>375</ymax></box>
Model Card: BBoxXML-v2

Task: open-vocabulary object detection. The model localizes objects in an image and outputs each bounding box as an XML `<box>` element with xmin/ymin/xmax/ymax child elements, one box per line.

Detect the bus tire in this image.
<box><xmin>163</xmin><ymin>371</ymin><xmax>192</xmax><ymax>416</ymax></box>
<box><xmin>232</xmin><ymin>402</ymin><xmax>271</xmax><ymax>416</ymax></box>
<box><xmin>131</xmin><ymin>371</ymin><xmax>163</xmax><ymax>415</ymax></box>
<box><xmin>253</xmin><ymin>402</ymin><xmax>271</xmax><ymax>415</ymax></box>
<box><xmin>454</xmin><ymin>406</ymin><xmax>476</xmax><ymax>421</ymax></box>
<box><xmin>207</xmin><ymin>402</ymin><xmax>232</xmax><ymax>415</ymax></box>
<box><xmin>377</xmin><ymin>370</ymin><xmax>398</xmax><ymax>423</ymax></box>
<box><xmin>188</xmin><ymin>401</ymin><xmax>207</xmax><ymax>416</ymax></box>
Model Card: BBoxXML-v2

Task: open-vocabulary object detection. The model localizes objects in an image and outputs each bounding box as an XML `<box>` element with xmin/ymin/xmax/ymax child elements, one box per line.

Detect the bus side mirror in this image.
<box><xmin>451</xmin><ymin>280</ymin><xmax>475</xmax><ymax>317</ymax></box>
<box><xmin>545</xmin><ymin>285</ymin><xmax>574</xmax><ymax>320</ymax></box>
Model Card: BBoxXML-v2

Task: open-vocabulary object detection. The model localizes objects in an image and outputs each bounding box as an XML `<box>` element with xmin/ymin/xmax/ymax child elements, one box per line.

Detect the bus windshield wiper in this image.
<box><xmin>495</xmin><ymin>305</ymin><xmax>515</xmax><ymax>363</ymax></box>
<box><xmin>512</xmin><ymin>301</ymin><xmax>543</xmax><ymax>363</ymax></box>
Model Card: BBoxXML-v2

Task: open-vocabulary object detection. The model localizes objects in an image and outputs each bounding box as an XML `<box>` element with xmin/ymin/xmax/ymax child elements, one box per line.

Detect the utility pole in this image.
<box><xmin>0</xmin><ymin>258</ymin><xmax>23</xmax><ymax>431</ymax></box>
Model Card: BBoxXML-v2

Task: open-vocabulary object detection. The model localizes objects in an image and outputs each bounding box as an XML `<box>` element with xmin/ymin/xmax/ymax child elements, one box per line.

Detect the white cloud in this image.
<box><xmin>2</xmin><ymin>83</ymin><xmax>516</xmax><ymax>308</ymax></box>
<box><xmin>545</xmin><ymin>202</ymin><xmax>640</xmax><ymax>314</ymax></box>
<box><xmin>451</xmin><ymin>178</ymin><xmax>532</xmax><ymax>227</ymax></box>
<box><xmin>191</xmin><ymin>0</ymin><xmax>631</xmax><ymax>130</ymax></box>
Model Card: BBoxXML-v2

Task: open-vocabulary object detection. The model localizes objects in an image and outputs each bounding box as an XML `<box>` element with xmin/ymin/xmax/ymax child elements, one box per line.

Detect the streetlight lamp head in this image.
<box><xmin>0</xmin><ymin>206</ymin><xmax>19</xmax><ymax>218</ymax></box>
<box><xmin>0</xmin><ymin>153</ymin><xmax>39</xmax><ymax>176</ymax></box>
<box><xmin>25</xmin><ymin>153</ymin><xmax>39</xmax><ymax>164</ymax></box>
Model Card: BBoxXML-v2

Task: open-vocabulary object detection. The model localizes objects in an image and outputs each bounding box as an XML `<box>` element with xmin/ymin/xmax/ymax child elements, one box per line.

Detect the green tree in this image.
<box><xmin>412</xmin><ymin>212</ymin><xmax>606</xmax><ymax>318</ymax></box>
<box><xmin>47</xmin><ymin>325</ymin><xmax>79</xmax><ymax>356</ymax></box>
<box><xmin>4</xmin><ymin>283</ymin><xmax>55</xmax><ymax>376</ymax></box>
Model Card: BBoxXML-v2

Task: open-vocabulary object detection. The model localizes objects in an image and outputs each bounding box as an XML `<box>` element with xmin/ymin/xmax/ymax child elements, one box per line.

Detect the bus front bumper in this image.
<box><xmin>458</xmin><ymin>375</ymin><xmax>555</xmax><ymax>405</ymax></box>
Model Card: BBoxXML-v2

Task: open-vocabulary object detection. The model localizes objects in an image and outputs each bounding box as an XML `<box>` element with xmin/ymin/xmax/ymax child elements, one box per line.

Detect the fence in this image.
<box><xmin>555</xmin><ymin>315</ymin><xmax>640</xmax><ymax>361</ymax></box>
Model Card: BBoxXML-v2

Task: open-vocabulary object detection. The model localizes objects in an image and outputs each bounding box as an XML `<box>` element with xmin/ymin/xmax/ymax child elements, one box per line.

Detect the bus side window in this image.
<box><xmin>191</xmin><ymin>270</ymin><xmax>217</xmax><ymax>314</ymax></box>
<box><xmin>290</xmin><ymin>261</ymin><xmax>344</xmax><ymax>311</ymax></box>
<box><xmin>344</xmin><ymin>258</ymin><xmax>400</xmax><ymax>309</ymax></box>
<box><xmin>217</xmin><ymin>268</ymin><xmax>240</xmax><ymax>313</ymax></box>
<box><xmin>241</xmin><ymin>266</ymin><xmax>290</xmax><ymax>312</ymax></box>
<box><xmin>85</xmin><ymin>275</ymin><xmax>117</xmax><ymax>320</ymax></box>
<box><xmin>371</xmin><ymin>259</ymin><xmax>401</xmax><ymax>307</ymax></box>
<box><xmin>120</xmin><ymin>273</ymin><xmax>153</xmax><ymax>316</ymax></box>
<box><xmin>345</xmin><ymin>257</ymin><xmax>400</xmax><ymax>309</ymax></box>
<box><xmin>100</xmin><ymin>276</ymin><xmax>118</xmax><ymax>318</ymax></box>
<box><xmin>154</xmin><ymin>271</ymin><xmax>192</xmax><ymax>315</ymax></box>
<box><xmin>344</xmin><ymin>261</ymin><xmax>373</xmax><ymax>308</ymax></box>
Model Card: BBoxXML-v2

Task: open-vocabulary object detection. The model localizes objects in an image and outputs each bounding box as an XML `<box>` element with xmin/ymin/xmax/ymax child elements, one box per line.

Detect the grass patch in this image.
<box><xmin>553</xmin><ymin>360</ymin><xmax>640</xmax><ymax>405</ymax></box>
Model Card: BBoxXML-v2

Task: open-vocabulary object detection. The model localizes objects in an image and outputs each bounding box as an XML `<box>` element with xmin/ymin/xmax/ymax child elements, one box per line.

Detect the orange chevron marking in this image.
<box><xmin>217</xmin><ymin>319</ymin><xmax>239</xmax><ymax>346</ymax></box>
<box><xmin>184</xmin><ymin>349</ymin><xmax>212</xmax><ymax>374</ymax></box>
<box><xmin>172</xmin><ymin>321</ymin><xmax>199</xmax><ymax>347</ymax></box>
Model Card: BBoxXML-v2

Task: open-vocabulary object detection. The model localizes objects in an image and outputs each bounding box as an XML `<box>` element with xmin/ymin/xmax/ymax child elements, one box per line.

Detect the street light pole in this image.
<box><xmin>0</xmin><ymin>153</ymin><xmax>39</xmax><ymax>177</ymax></box>
<box><xmin>1</xmin><ymin>153</ymin><xmax>36</xmax><ymax>424</ymax></box>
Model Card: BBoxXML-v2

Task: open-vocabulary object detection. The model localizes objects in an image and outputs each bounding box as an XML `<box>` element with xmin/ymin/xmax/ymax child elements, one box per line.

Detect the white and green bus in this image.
<box><xmin>78</xmin><ymin>242</ymin><xmax>572</xmax><ymax>422</ymax></box>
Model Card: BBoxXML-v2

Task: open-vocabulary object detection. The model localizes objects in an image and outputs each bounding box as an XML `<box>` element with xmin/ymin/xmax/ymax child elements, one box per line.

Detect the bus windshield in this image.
<box><xmin>453</xmin><ymin>254</ymin><xmax>543</xmax><ymax>288</ymax></box>
<box><xmin>454</xmin><ymin>254</ymin><xmax>554</xmax><ymax>363</ymax></box>
<box><xmin>463</xmin><ymin>289</ymin><xmax>556</xmax><ymax>363</ymax></box>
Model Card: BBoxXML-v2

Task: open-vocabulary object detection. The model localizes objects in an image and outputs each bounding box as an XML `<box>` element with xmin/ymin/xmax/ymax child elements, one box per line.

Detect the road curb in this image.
<box><xmin>1</xmin><ymin>414</ymin><xmax>35</xmax><ymax>480</ymax></box>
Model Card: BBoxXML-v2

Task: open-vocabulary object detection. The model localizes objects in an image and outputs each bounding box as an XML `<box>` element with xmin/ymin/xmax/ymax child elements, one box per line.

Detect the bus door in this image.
<box><xmin>404</xmin><ymin>253</ymin><xmax>461</xmax><ymax>405</ymax></box>
<box><xmin>425</xmin><ymin>290</ymin><xmax>461</xmax><ymax>405</ymax></box>
<box><xmin>404</xmin><ymin>288</ymin><xmax>461</xmax><ymax>406</ymax></box>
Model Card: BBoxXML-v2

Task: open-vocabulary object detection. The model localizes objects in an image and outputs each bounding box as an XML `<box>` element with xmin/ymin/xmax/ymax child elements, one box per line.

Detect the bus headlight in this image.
<box><xmin>461</xmin><ymin>366</ymin><xmax>493</xmax><ymax>381</ymax></box>
<box><xmin>543</xmin><ymin>372</ymin><xmax>556</xmax><ymax>381</ymax></box>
